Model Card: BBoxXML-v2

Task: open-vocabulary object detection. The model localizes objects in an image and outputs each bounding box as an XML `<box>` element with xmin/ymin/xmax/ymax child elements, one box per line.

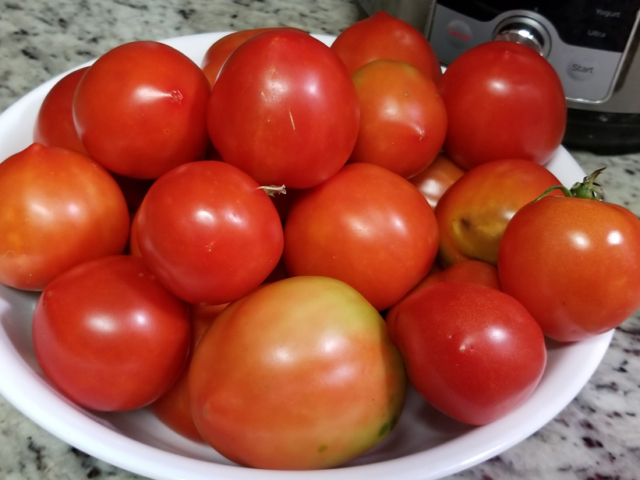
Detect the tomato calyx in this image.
<box><xmin>257</xmin><ymin>185</ymin><xmax>287</xmax><ymax>197</ymax></box>
<box><xmin>534</xmin><ymin>167</ymin><xmax>605</xmax><ymax>203</ymax></box>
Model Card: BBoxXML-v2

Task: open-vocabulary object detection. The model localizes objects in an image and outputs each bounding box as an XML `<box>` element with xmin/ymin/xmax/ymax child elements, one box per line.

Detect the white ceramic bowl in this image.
<box><xmin>0</xmin><ymin>32</ymin><xmax>614</xmax><ymax>480</ymax></box>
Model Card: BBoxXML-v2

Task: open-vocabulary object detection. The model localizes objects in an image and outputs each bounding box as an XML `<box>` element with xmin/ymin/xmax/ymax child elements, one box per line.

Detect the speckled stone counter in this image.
<box><xmin>1</xmin><ymin>1</ymin><xmax>639</xmax><ymax>479</ymax></box>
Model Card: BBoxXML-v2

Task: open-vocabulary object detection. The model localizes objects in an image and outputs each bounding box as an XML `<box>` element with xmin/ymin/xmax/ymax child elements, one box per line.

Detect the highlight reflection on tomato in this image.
<box><xmin>409</xmin><ymin>153</ymin><xmax>466</xmax><ymax>208</ymax></box>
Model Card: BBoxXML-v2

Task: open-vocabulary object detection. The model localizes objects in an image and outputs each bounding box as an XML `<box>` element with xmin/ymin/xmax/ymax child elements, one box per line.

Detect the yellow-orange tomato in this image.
<box><xmin>435</xmin><ymin>158</ymin><xmax>563</xmax><ymax>267</ymax></box>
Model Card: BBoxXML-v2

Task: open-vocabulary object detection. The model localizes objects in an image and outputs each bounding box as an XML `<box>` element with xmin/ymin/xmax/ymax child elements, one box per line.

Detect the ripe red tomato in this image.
<box><xmin>73</xmin><ymin>41</ymin><xmax>210</xmax><ymax>179</ymax></box>
<box><xmin>201</xmin><ymin>28</ymin><xmax>275</xmax><ymax>86</ymax></box>
<box><xmin>150</xmin><ymin>302</ymin><xmax>227</xmax><ymax>443</ymax></box>
<box><xmin>439</xmin><ymin>41</ymin><xmax>566</xmax><ymax>169</ymax></box>
<box><xmin>386</xmin><ymin>260</ymin><xmax>500</xmax><ymax>345</ymax></box>
<box><xmin>189</xmin><ymin>276</ymin><xmax>406</xmax><ymax>470</ymax></box>
<box><xmin>392</xmin><ymin>281</ymin><xmax>546</xmax><ymax>425</ymax></box>
<box><xmin>409</xmin><ymin>153</ymin><xmax>466</xmax><ymax>208</ymax></box>
<box><xmin>331</xmin><ymin>11</ymin><xmax>442</xmax><ymax>82</ymax></box>
<box><xmin>201</xmin><ymin>28</ymin><xmax>304</xmax><ymax>87</ymax></box>
<box><xmin>284</xmin><ymin>163</ymin><xmax>439</xmax><ymax>311</ymax></box>
<box><xmin>350</xmin><ymin>60</ymin><xmax>447</xmax><ymax>179</ymax></box>
<box><xmin>435</xmin><ymin>158</ymin><xmax>563</xmax><ymax>267</ymax></box>
<box><xmin>207</xmin><ymin>29</ymin><xmax>360</xmax><ymax>189</ymax></box>
<box><xmin>32</xmin><ymin>255</ymin><xmax>191</xmax><ymax>411</ymax></box>
<box><xmin>136</xmin><ymin>160</ymin><xmax>284</xmax><ymax>305</ymax></box>
<box><xmin>33</xmin><ymin>67</ymin><xmax>89</xmax><ymax>155</ymax></box>
<box><xmin>0</xmin><ymin>143</ymin><xmax>130</xmax><ymax>290</ymax></box>
<box><xmin>498</xmin><ymin>173</ymin><xmax>640</xmax><ymax>342</ymax></box>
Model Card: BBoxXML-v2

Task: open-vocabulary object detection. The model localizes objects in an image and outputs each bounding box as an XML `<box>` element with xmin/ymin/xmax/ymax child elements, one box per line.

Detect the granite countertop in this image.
<box><xmin>1</xmin><ymin>1</ymin><xmax>639</xmax><ymax>479</ymax></box>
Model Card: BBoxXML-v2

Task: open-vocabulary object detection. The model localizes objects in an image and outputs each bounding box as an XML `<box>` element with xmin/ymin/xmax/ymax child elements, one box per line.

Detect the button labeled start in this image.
<box><xmin>567</xmin><ymin>55</ymin><xmax>598</xmax><ymax>81</ymax></box>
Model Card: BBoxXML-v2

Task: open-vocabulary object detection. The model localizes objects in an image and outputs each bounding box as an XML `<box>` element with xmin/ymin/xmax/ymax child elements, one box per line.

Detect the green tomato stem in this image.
<box><xmin>533</xmin><ymin>167</ymin><xmax>606</xmax><ymax>203</ymax></box>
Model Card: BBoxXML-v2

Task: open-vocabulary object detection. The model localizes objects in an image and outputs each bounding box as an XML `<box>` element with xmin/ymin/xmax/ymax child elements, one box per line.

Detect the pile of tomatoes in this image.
<box><xmin>1</xmin><ymin>11</ymin><xmax>640</xmax><ymax>471</ymax></box>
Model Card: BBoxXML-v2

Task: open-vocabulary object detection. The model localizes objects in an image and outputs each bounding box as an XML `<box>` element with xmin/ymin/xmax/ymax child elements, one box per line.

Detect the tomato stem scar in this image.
<box><xmin>257</xmin><ymin>185</ymin><xmax>287</xmax><ymax>197</ymax></box>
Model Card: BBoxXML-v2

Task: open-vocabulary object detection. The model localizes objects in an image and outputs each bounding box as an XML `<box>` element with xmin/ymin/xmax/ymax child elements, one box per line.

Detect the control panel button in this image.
<box><xmin>493</xmin><ymin>16</ymin><xmax>551</xmax><ymax>57</ymax></box>
<box><xmin>445</xmin><ymin>19</ymin><xmax>473</xmax><ymax>48</ymax></box>
<box><xmin>567</xmin><ymin>55</ymin><xmax>599</xmax><ymax>81</ymax></box>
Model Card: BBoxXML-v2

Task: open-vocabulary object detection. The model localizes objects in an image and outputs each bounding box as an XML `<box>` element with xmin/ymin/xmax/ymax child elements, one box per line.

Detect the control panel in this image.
<box><xmin>427</xmin><ymin>0</ymin><xmax>640</xmax><ymax>103</ymax></box>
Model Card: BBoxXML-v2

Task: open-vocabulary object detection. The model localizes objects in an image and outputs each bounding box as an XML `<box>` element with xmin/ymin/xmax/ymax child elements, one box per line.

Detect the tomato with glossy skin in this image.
<box><xmin>331</xmin><ymin>11</ymin><xmax>442</xmax><ymax>82</ymax></box>
<box><xmin>435</xmin><ymin>158</ymin><xmax>563</xmax><ymax>267</ymax></box>
<box><xmin>32</xmin><ymin>255</ymin><xmax>191</xmax><ymax>411</ymax></box>
<box><xmin>201</xmin><ymin>28</ymin><xmax>305</xmax><ymax>87</ymax></box>
<box><xmin>33</xmin><ymin>67</ymin><xmax>89</xmax><ymax>155</ymax></box>
<box><xmin>284</xmin><ymin>163</ymin><xmax>439</xmax><ymax>311</ymax></box>
<box><xmin>391</xmin><ymin>281</ymin><xmax>546</xmax><ymax>425</ymax></box>
<box><xmin>386</xmin><ymin>260</ymin><xmax>500</xmax><ymax>345</ymax></box>
<box><xmin>136</xmin><ymin>160</ymin><xmax>284</xmax><ymax>305</ymax></box>
<box><xmin>439</xmin><ymin>41</ymin><xmax>566</xmax><ymax>169</ymax></box>
<box><xmin>189</xmin><ymin>276</ymin><xmax>406</xmax><ymax>470</ymax></box>
<box><xmin>498</xmin><ymin>175</ymin><xmax>640</xmax><ymax>342</ymax></box>
<box><xmin>73</xmin><ymin>41</ymin><xmax>210</xmax><ymax>179</ymax></box>
<box><xmin>0</xmin><ymin>143</ymin><xmax>130</xmax><ymax>291</ymax></box>
<box><xmin>150</xmin><ymin>302</ymin><xmax>227</xmax><ymax>443</ymax></box>
<box><xmin>350</xmin><ymin>60</ymin><xmax>447</xmax><ymax>179</ymax></box>
<box><xmin>207</xmin><ymin>29</ymin><xmax>360</xmax><ymax>189</ymax></box>
<box><xmin>409</xmin><ymin>153</ymin><xmax>466</xmax><ymax>208</ymax></box>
